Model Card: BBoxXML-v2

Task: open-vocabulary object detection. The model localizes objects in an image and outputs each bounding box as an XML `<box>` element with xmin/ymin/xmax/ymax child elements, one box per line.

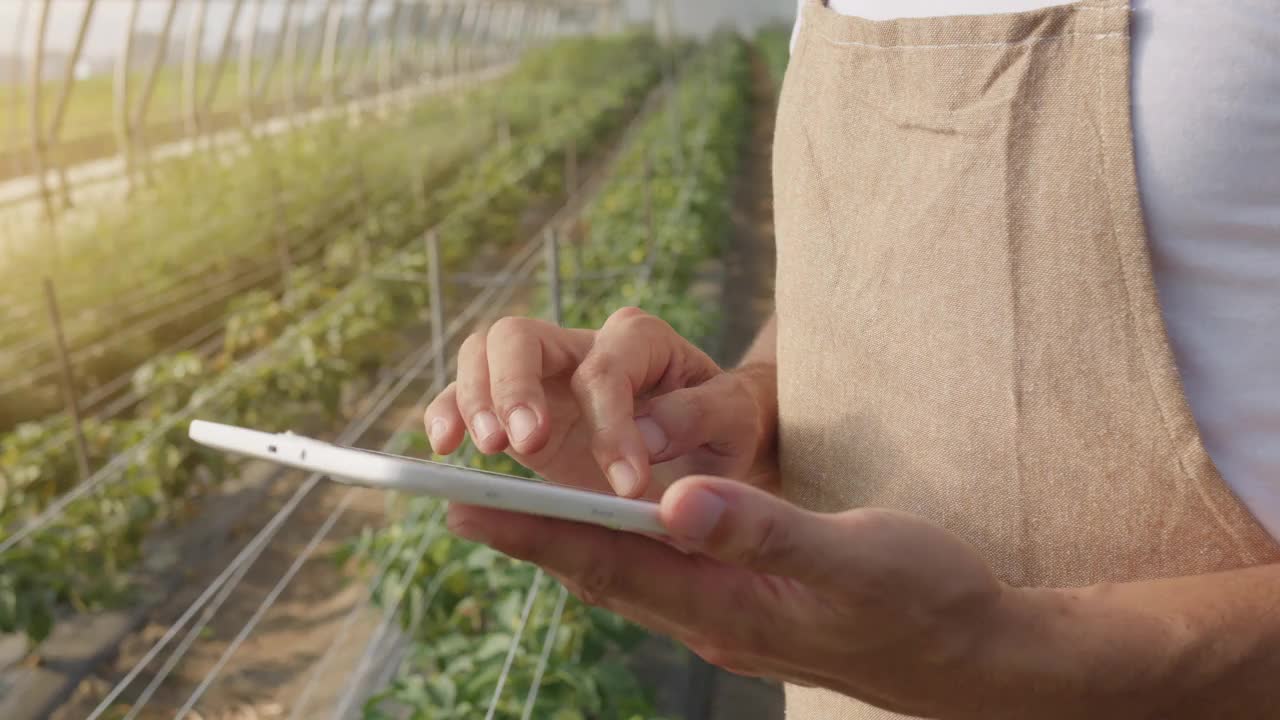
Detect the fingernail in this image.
<box><xmin>508</xmin><ymin>406</ymin><xmax>538</xmax><ymax>443</ymax></box>
<box><xmin>429</xmin><ymin>418</ymin><xmax>448</xmax><ymax>449</ymax></box>
<box><xmin>672</xmin><ymin>489</ymin><xmax>726</xmax><ymax>543</ymax></box>
<box><xmin>636</xmin><ymin>416</ymin><xmax>668</xmax><ymax>456</ymax></box>
<box><xmin>472</xmin><ymin>411</ymin><xmax>501</xmax><ymax>441</ymax></box>
<box><xmin>607</xmin><ymin>460</ymin><xmax>640</xmax><ymax>497</ymax></box>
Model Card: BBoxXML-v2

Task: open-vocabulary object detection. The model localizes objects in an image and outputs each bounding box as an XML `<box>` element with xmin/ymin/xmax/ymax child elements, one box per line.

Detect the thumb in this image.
<box><xmin>658</xmin><ymin>476</ymin><xmax>838</xmax><ymax>584</ymax></box>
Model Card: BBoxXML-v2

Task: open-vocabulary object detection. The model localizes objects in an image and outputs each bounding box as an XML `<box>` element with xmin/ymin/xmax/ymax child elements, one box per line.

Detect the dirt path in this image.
<box><xmin>42</xmin><ymin>80</ymin><xmax>673</xmax><ymax>720</ymax></box>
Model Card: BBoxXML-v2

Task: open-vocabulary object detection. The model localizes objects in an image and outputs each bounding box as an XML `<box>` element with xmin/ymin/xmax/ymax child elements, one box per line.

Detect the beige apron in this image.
<box><xmin>772</xmin><ymin>1</ymin><xmax>1280</xmax><ymax>717</ymax></box>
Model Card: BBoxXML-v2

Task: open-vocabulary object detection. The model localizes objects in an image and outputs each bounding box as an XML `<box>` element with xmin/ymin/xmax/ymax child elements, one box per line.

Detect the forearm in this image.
<box><xmin>981</xmin><ymin>562</ymin><xmax>1280</xmax><ymax>719</ymax></box>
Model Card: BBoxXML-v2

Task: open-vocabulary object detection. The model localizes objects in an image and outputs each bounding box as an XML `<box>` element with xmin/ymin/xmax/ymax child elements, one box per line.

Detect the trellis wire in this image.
<box><xmin>89</xmin><ymin>242</ymin><xmax>532</xmax><ymax>719</ymax></box>
<box><xmin>166</xmin><ymin>224</ymin><xmax>548</xmax><ymax>719</ymax></box>
<box><xmin>0</xmin><ymin>85</ymin><xmax>616</xmax><ymax>555</ymax></box>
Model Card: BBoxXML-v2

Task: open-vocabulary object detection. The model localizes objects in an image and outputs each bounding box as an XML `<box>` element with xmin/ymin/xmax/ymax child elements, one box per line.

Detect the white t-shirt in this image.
<box><xmin>791</xmin><ymin>0</ymin><xmax>1280</xmax><ymax>542</ymax></box>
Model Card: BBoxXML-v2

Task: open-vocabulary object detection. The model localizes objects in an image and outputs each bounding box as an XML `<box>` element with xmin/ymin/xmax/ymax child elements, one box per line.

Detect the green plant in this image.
<box><xmin>0</xmin><ymin>36</ymin><xmax>667</xmax><ymax>643</ymax></box>
<box><xmin>349</xmin><ymin>34</ymin><xmax>752</xmax><ymax>720</ymax></box>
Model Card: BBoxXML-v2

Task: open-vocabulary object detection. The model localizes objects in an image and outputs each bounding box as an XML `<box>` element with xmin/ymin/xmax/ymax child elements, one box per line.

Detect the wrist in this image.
<box><xmin>968</xmin><ymin>584</ymin><xmax>1183</xmax><ymax>720</ymax></box>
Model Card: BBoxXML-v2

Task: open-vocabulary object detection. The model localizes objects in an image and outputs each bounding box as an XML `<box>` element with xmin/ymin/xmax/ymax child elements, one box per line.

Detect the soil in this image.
<box><xmin>31</xmin><ymin>45</ymin><xmax>787</xmax><ymax>720</ymax></box>
<box><xmin>40</xmin><ymin>80</ymin><xmax>681</xmax><ymax>720</ymax></box>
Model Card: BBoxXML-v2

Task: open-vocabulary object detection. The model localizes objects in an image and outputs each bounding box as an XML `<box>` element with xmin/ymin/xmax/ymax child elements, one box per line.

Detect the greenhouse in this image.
<box><xmin>1</xmin><ymin>1</ymin><xmax>791</xmax><ymax>718</ymax></box>
<box><xmin>9</xmin><ymin>1</ymin><xmax>1277</xmax><ymax>719</ymax></box>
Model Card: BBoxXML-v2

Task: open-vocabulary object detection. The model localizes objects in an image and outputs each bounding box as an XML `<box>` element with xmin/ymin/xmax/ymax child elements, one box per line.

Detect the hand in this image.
<box><xmin>446</xmin><ymin>475</ymin><xmax>1017</xmax><ymax>719</ymax></box>
<box><xmin>424</xmin><ymin>307</ymin><xmax>775</xmax><ymax>499</ymax></box>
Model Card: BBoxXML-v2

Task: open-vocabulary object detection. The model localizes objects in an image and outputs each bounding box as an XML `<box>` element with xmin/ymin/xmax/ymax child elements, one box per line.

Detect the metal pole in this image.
<box><xmin>132</xmin><ymin>0</ymin><xmax>181</xmax><ymax>178</ymax></box>
<box><xmin>344</xmin><ymin>0</ymin><xmax>376</xmax><ymax>105</ymax></box>
<box><xmin>301</xmin><ymin>0</ymin><xmax>338</xmax><ymax>106</ymax></box>
<box><xmin>6</xmin><ymin>0</ymin><xmax>33</xmax><ymax>183</ymax></box>
<box><xmin>282</xmin><ymin>0</ymin><xmax>304</xmax><ymax>117</ymax></box>
<box><xmin>255</xmin><ymin>0</ymin><xmax>295</xmax><ymax>108</ymax></box>
<box><xmin>426</xmin><ymin>230</ymin><xmax>446</xmax><ymax>388</ymax></box>
<box><xmin>29</xmin><ymin>0</ymin><xmax>56</xmax><ymax>229</ymax></box>
<box><xmin>201</xmin><ymin>0</ymin><xmax>246</xmax><ymax>123</ymax></box>
<box><xmin>46</xmin><ymin>0</ymin><xmax>100</xmax><ymax>210</ymax></box>
<box><xmin>544</xmin><ymin>227</ymin><xmax>562</xmax><ymax>327</ymax></box>
<box><xmin>379</xmin><ymin>0</ymin><xmax>403</xmax><ymax>108</ymax></box>
<box><xmin>565</xmin><ymin>135</ymin><xmax>578</xmax><ymax>193</ymax></box>
<box><xmin>113</xmin><ymin>0</ymin><xmax>144</xmax><ymax>190</ymax></box>
<box><xmin>442</xmin><ymin>2</ymin><xmax>467</xmax><ymax>77</ymax></box>
<box><xmin>320</xmin><ymin>0</ymin><xmax>345</xmax><ymax>107</ymax></box>
<box><xmin>240</xmin><ymin>0</ymin><xmax>267</xmax><ymax>128</ymax></box>
<box><xmin>642</xmin><ymin>148</ymin><xmax>655</xmax><ymax>281</ymax></box>
<box><xmin>44</xmin><ymin>278</ymin><xmax>91</xmax><ymax>483</ymax></box>
<box><xmin>183</xmin><ymin>0</ymin><xmax>210</xmax><ymax>143</ymax></box>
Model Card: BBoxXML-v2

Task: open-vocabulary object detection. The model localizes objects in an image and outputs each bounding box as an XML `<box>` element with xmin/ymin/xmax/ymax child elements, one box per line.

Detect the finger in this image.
<box><xmin>659</xmin><ymin>476</ymin><xmax>841</xmax><ymax>585</ymax></box>
<box><xmin>485</xmin><ymin>317</ymin><xmax>592</xmax><ymax>455</ymax></box>
<box><xmin>638</xmin><ymin>372</ymin><xmax>761</xmax><ymax>464</ymax></box>
<box><xmin>445</xmin><ymin>503</ymin><xmax>769</xmax><ymax>645</ymax></box>
<box><xmin>423</xmin><ymin>382</ymin><xmax>465</xmax><ymax>455</ymax></box>
<box><xmin>455</xmin><ymin>332</ymin><xmax>507</xmax><ymax>454</ymax></box>
<box><xmin>572</xmin><ymin>307</ymin><xmax>713</xmax><ymax>497</ymax></box>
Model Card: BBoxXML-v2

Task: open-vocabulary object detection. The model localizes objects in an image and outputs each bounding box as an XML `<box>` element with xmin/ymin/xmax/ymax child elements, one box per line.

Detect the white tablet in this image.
<box><xmin>188</xmin><ymin>419</ymin><xmax>665</xmax><ymax>535</ymax></box>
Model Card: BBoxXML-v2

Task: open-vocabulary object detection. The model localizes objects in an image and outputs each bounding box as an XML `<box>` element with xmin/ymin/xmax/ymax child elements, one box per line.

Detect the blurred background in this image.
<box><xmin>1</xmin><ymin>1</ymin><xmax>794</xmax><ymax>718</ymax></box>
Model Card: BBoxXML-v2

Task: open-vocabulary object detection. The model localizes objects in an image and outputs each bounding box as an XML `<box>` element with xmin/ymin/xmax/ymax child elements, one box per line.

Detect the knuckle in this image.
<box><xmin>489</xmin><ymin>375</ymin><xmax>531</xmax><ymax>408</ymax></box>
<box><xmin>488</xmin><ymin>315</ymin><xmax>532</xmax><ymax>342</ymax></box>
<box><xmin>734</xmin><ymin>513</ymin><xmax>789</xmax><ymax>568</ymax></box>
<box><xmin>571</xmin><ymin>354</ymin><xmax>616</xmax><ymax>392</ymax></box>
<box><xmin>575</xmin><ymin>559</ymin><xmax>618</xmax><ymax>607</ymax></box>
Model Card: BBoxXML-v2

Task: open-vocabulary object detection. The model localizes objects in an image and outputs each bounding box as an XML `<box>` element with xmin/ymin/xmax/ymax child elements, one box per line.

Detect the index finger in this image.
<box><xmin>570</xmin><ymin>308</ymin><xmax>688</xmax><ymax>497</ymax></box>
<box><xmin>486</xmin><ymin>317</ymin><xmax>593</xmax><ymax>454</ymax></box>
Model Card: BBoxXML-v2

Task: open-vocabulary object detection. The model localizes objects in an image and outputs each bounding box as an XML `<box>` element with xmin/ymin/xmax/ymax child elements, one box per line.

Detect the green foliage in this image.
<box><xmin>0</xmin><ymin>36</ymin><xmax>667</xmax><ymax>642</ymax></box>
<box><xmin>0</xmin><ymin>34</ymin><xmax>667</xmax><ymax>431</ymax></box>
<box><xmin>756</xmin><ymin>25</ymin><xmax>793</xmax><ymax>89</ymax></box>
<box><xmin>350</xmin><ymin>34</ymin><xmax>753</xmax><ymax>720</ymax></box>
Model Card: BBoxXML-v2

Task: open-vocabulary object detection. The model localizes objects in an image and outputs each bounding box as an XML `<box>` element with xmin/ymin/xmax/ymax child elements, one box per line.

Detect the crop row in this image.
<box><xmin>345</xmin><ymin>34</ymin><xmax>752</xmax><ymax>720</ymax></box>
<box><xmin>0</xmin><ymin>37</ymin><xmax>668</xmax><ymax>643</ymax></box>
<box><xmin>0</xmin><ymin>36</ymin><xmax>662</xmax><ymax>431</ymax></box>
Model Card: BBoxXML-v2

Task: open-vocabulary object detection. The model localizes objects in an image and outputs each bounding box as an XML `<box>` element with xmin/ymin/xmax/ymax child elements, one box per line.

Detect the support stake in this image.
<box><xmin>426</xmin><ymin>231</ymin><xmax>447</xmax><ymax>389</ymax></box>
<box><xmin>44</xmin><ymin>278</ymin><xmax>91</xmax><ymax>482</ymax></box>
<box><xmin>545</xmin><ymin>227</ymin><xmax>563</xmax><ymax>327</ymax></box>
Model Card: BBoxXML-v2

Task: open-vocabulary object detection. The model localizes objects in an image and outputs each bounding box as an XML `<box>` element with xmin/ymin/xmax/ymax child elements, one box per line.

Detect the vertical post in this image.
<box><xmin>379</xmin><ymin>0</ymin><xmax>402</xmax><ymax>115</ymax></box>
<box><xmin>268</xmin><ymin>156</ymin><xmax>292</xmax><ymax>301</ymax></box>
<box><xmin>565</xmin><ymin>135</ymin><xmax>578</xmax><ymax>194</ymax></box>
<box><xmin>568</xmin><ymin>218</ymin><xmax>585</xmax><ymax>305</ymax></box>
<box><xmin>425</xmin><ymin>230</ymin><xmax>446</xmax><ymax>389</ymax></box>
<box><xmin>449</xmin><ymin>2</ymin><xmax>471</xmax><ymax>77</ymax></box>
<box><xmin>44</xmin><ymin>278</ymin><xmax>91</xmax><ymax>483</ymax></box>
<box><xmin>114</xmin><ymin>0</ymin><xmax>145</xmax><ymax>188</ymax></box>
<box><xmin>320</xmin><ymin>0</ymin><xmax>345</xmax><ymax>107</ymax></box>
<box><xmin>46</xmin><ymin>0</ymin><xmax>100</xmax><ymax>210</ymax></box>
<box><xmin>200</xmin><ymin>0</ymin><xmax>246</xmax><ymax>127</ymax></box>
<box><xmin>183</xmin><ymin>0</ymin><xmax>210</xmax><ymax>144</ymax></box>
<box><xmin>344</xmin><ymin>0</ymin><xmax>377</xmax><ymax>110</ymax></box>
<box><xmin>240</xmin><ymin>0</ymin><xmax>266</xmax><ymax>129</ymax></box>
<box><xmin>132</xmin><ymin>0</ymin><xmax>181</xmax><ymax>181</ymax></box>
<box><xmin>544</xmin><ymin>227</ymin><xmax>562</xmax><ymax>327</ymax></box>
<box><xmin>640</xmin><ymin>148</ymin><xmax>656</xmax><ymax>283</ymax></box>
<box><xmin>6</xmin><ymin>0</ymin><xmax>33</xmax><ymax>183</ymax></box>
<box><xmin>30</xmin><ymin>0</ymin><xmax>56</xmax><ymax>229</ymax></box>
<box><xmin>282</xmin><ymin>0</ymin><xmax>304</xmax><ymax>117</ymax></box>
<box><xmin>255</xmin><ymin>0</ymin><xmax>295</xmax><ymax>108</ymax></box>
